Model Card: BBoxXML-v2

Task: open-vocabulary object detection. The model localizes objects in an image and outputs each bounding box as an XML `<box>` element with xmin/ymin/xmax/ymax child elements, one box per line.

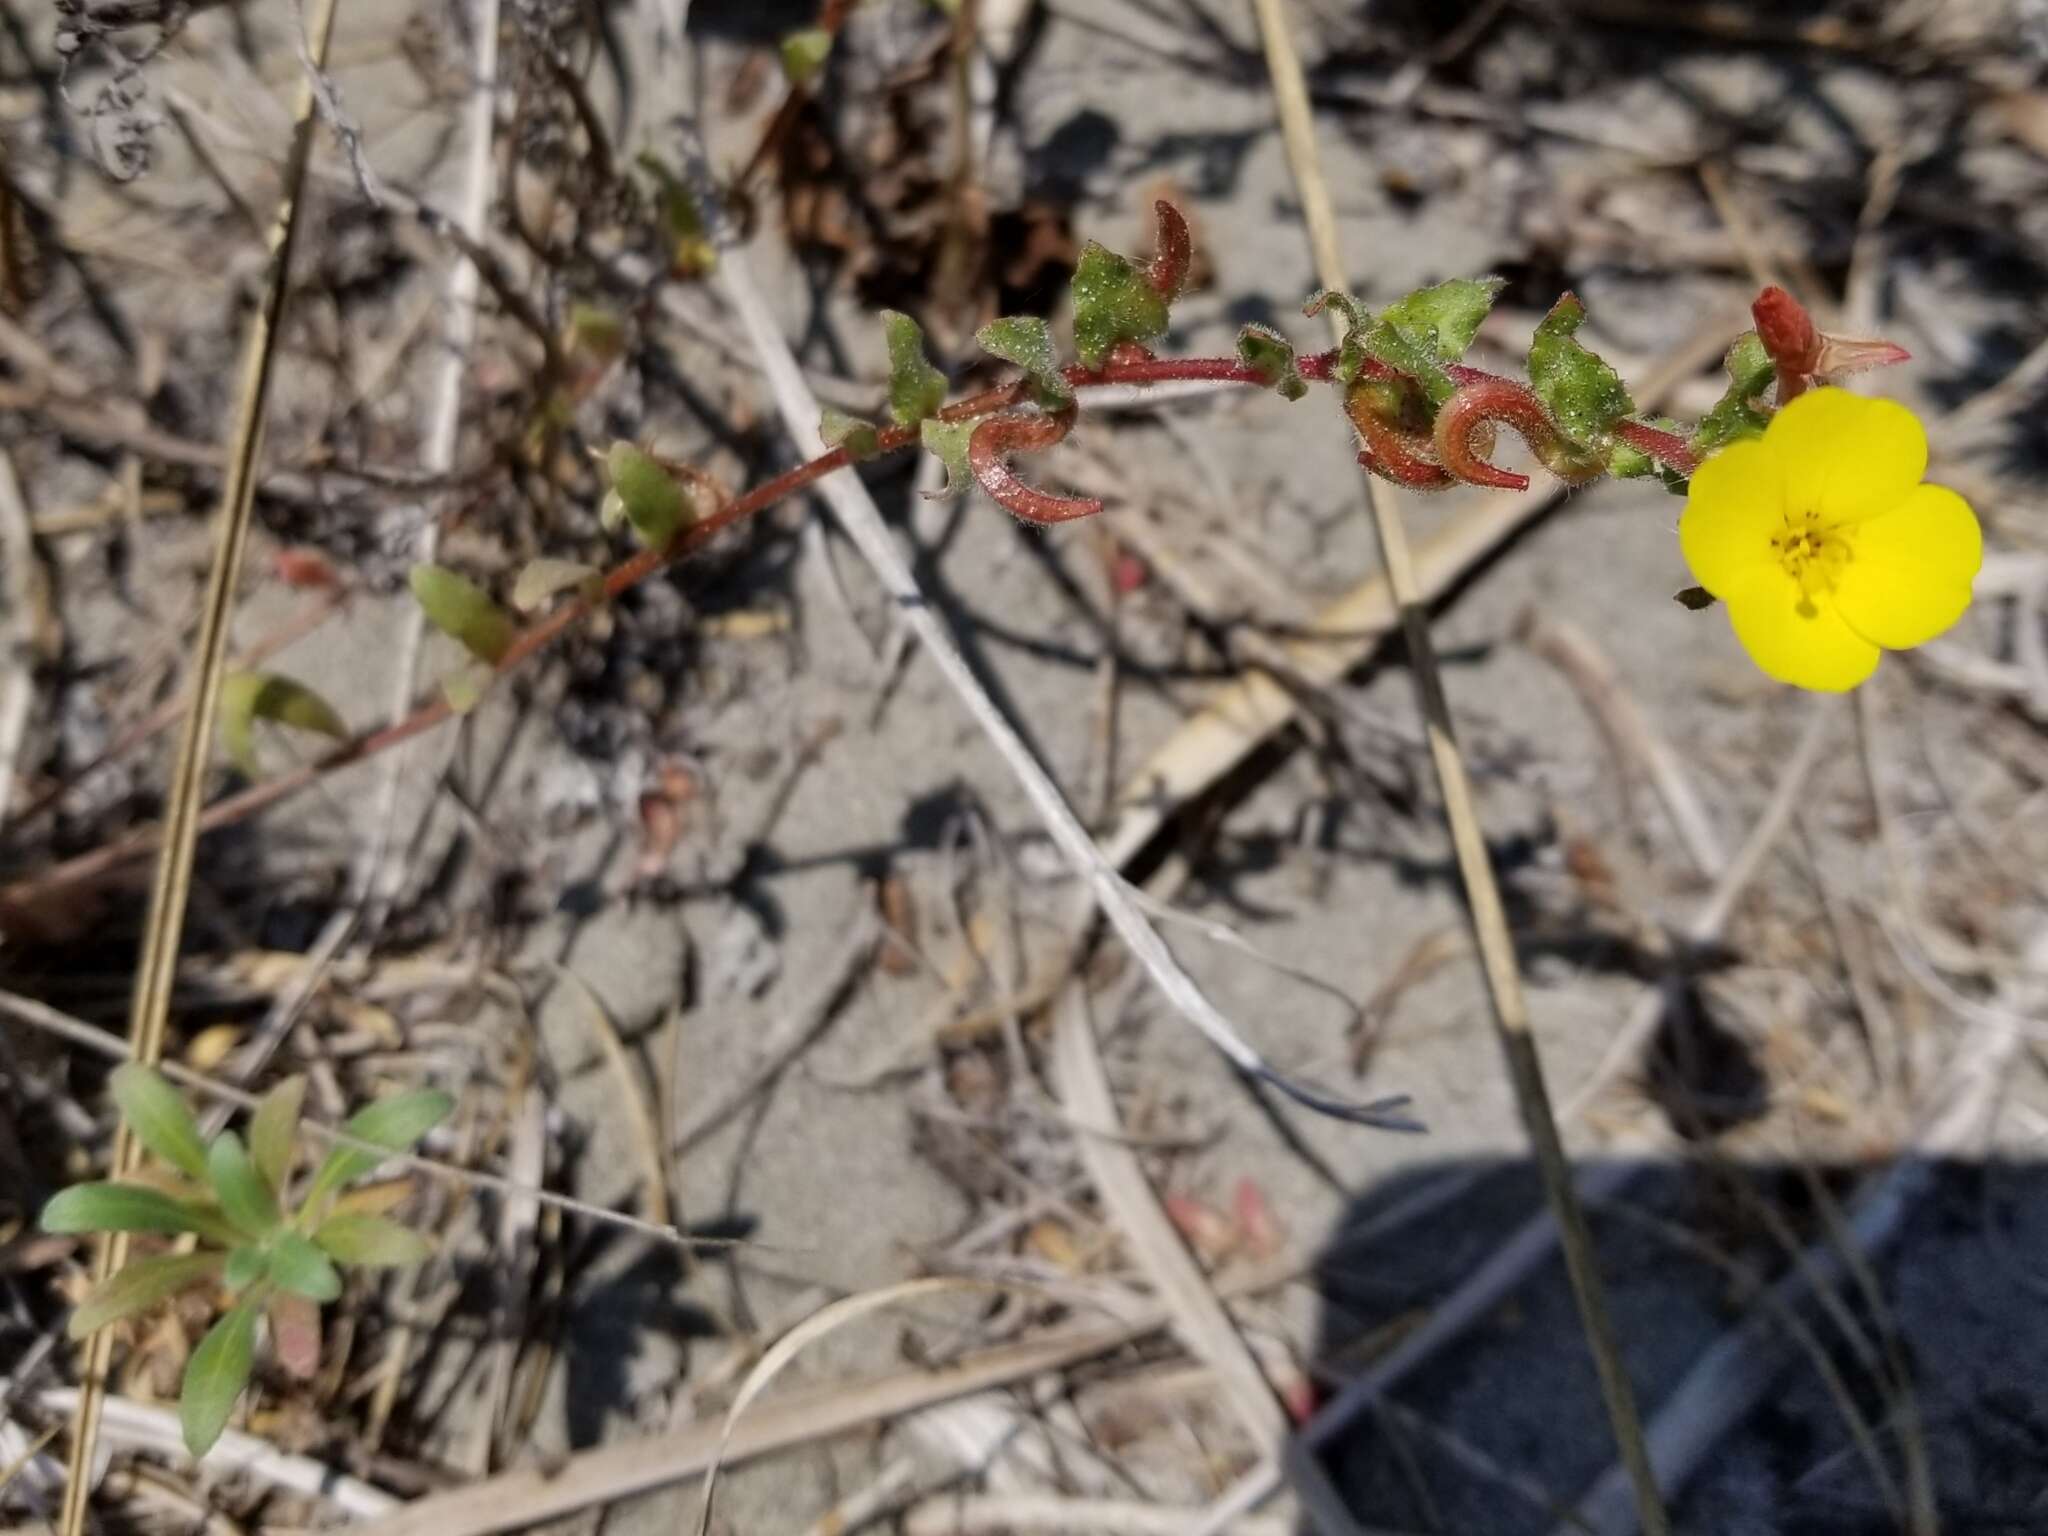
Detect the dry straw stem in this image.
<box><xmin>55</xmin><ymin>0</ymin><xmax>341</xmax><ymax>1521</ymax></box>
<box><xmin>0</xmin><ymin>447</ymin><xmax>33</xmax><ymax>828</ymax></box>
<box><xmin>903</xmin><ymin>1496</ymin><xmax>1294</xmax><ymax>1536</ymax></box>
<box><xmin>1247</xmin><ymin>2</ymin><xmax>1667</xmax><ymax>1531</ymax></box>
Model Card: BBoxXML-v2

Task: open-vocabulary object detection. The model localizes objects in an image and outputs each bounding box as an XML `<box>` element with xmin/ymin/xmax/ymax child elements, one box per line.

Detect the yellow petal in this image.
<box><xmin>1722</xmin><ymin>568</ymin><xmax>1880</xmax><ymax>692</ymax></box>
<box><xmin>1766</xmin><ymin>388</ymin><xmax>1926</xmax><ymax>524</ymax></box>
<box><xmin>1678</xmin><ymin>436</ymin><xmax>1782</xmax><ymax>598</ymax></box>
<box><xmin>1833</xmin><ymin>483</ymin><xmax>1982</xmax><ymax>650</ymax></box>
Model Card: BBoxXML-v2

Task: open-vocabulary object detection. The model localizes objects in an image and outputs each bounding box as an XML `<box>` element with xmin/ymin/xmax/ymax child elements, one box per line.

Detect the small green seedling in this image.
<box><xmin>40</xmin><ymin>1064</ymin><xmax>450</xmax><ymax>1457</ymax></box>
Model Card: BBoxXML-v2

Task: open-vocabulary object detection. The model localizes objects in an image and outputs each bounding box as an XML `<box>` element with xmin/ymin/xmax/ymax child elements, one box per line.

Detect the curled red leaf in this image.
<box><xmin>1434</xmin><ymin>375</ymin><xmax>1605</xmax><ymax>489</ymax></box>
<box><xmin>1345</xmin><ymin>380</ymin><xmax>1454</xmax><ymax>490</ymax></box>
<box><xmin>1145</xmin><ymin>199</ymin><xmax>1192</xmax><ymax>301</ymax></box>
<box><xmin>968</xmin><ymin>409</ymin><xmax>1105</xmax><ymax>525</ymax></box>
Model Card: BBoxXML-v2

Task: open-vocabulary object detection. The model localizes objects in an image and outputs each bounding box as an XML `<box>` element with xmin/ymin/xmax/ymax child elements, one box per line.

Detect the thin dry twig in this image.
<box><xmin>56</xmin><ymin>0</ymin><xmax>342</xmax><ymax>1521</ymax></box>
<box><xmin>1246</xmin><ymin>3</ymin><xmax>1666</xmax><ymax>1530</ymax></box>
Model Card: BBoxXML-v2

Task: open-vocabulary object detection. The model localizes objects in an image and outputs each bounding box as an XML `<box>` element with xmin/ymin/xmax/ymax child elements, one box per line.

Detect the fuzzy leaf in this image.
<box><xmin>305</xmin><ymin>1089</ymin><xmax>453</xmax><ymax>1209</ymax></box>
<box><xmin>41</xmin><ymin>1182</ymin><xmax>232</xmax><ymax>1243</ymax></box>
<box><xmin>1528</xmin><ymin>293</ymin><xmax>1633</xmax><ymax>448</ymax></box>
<box><xmin>883</xmin><ymin>311</ymin><xmax>947</xmax><ymax>426</ymax></box>
<box><xmin>1359</xmin><ymin>278</ymin><xmax>1504</xmax><ymax>404</ymax></box>
<box><xmin>206</xmin><ymin>1132</ymin><xmax>280</xmax><ymax>1239</ymax></box>
<box><xmin>919</xmin><ymin>418</ymin><xmax>976</xmax><ymax>500</ymax></box>
<box><xmin>605</xmin><ymin>443</ymin><xmax>691</xmax><ymax>549</ymax></box>
<box><xmin>1694</xmin><ymin>332</ymin><xmax>1775</xmax><ymax>452</ymax></box>
<box><xmin>512</xmin><ymin>559</ymin><xmax>603</xmax><ymax>614</ymax></box>
<box><xmin>248</xmin><ymin>1076</ymin><xmax>305</xmax><ymax>1198</ymax></box>
<box><xmin>110</xmin><ymin>1064</ymin><xmax>208</xmax><ymax>1180</ymax></box>
<box><xmin>314</xmin><ymin>1211</ymin><xmax>434</xmax><ymax>1268</ymax></box>
<box><xmin>68</xmin><ymin>1252</ymin><xmax>222</xmax><ymax>1339</ymax></box>
<box><xmin>975</xmin><ymin>316</ymin><xmax>1072</xmax><ymax>407</ymax></box>
<box><xmin>1070</xmin><ymin>240</ymin><xmax>1170</xmax><ymax>369</ymax></box>
<box><xmin>779</xmin><ymin>27</ymin><xmax>832</xmax><ymax>84</ymax></box>
<box><xmin>408</xmin><ymin>565</ymin><xmax>515</xmax><ymax>664</ymax></box>
<box><xmin>1236</xmin><ymin>324</ymin><xmax>1307</xmax><ymax>401</ymax></box>
<box><xmin>269</xmin><ymin>1232</ymin><xmax>342</xmax><ymax>1302</ymax></box>
<box><xmin>819</xmin><ymin>406</ymin><xmax>881</xmax><ymax>461</ymax></box>
<box><xmin>224</xmin><ymin>1245</ymin><xmax>266</xmax><ymax>1292</ymax></box>
<box><xmin>181</xmin><ymin>1297</ymin><xmax>259</xmax><ymax>1457</ymax></box>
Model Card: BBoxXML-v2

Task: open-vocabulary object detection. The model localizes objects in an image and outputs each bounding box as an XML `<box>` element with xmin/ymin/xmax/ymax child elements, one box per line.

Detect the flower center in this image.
<box><xmin>1770</xmin><ymin>508</ymin><xmax>1853</xmax><ymax>617</ymax></box>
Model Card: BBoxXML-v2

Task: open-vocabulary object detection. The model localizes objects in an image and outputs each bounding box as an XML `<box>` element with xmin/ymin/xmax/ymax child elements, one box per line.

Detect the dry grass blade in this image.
<box><xmin>0</xmin><ymin>447</ymin><xmax>34</xmax><ymax>829</ymax></box>
<box><xmin>553</xmin><ymin>965</ymin><xmax>672</xmax><ymax>1228</ymax></box>
<box><xmin>1050</xmin><ymin>990</ymin><xmax>1285</xmax><ymax>1450</ymax></box>
<box><xmin>712</xmin><ymin>243</ymin><xmax>1413</xmax><ymax>1131</ymax></box>
<box><xmin>1247</xmin><ymin>2</ymin><xmax>1667</xmax><ymax>1530</ymax></box>
<box><xmin>56</xmin><ymin>0</ymin><xmax>344</xmax><ymax>1521</ymax></box>
<box><xmin>691</xmin><ymin>1278</ymin><xmax>993</xmax><ymax>1536</ymax></box>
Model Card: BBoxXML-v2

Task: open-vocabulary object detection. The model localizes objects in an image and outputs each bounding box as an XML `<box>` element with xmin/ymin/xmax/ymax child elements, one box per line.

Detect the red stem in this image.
<box><xmin>1611</xmin><ymin>419</ymin><xmax>1699</xmax><ymax>475</ymax></box>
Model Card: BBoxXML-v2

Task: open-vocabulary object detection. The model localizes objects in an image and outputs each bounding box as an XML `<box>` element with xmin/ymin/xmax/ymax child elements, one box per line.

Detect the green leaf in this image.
<box><xmin>441</xmin><ymin>662</ymin><xmax>494</xmax><ymax>716</ymax></box>
<box><xmin>181</xmin><ymin>1297</ymin><xmax>259</xmax><ymax>1457</ymax></box>
<box><xmin>918</xmin><ymin>418</ymin><xmax>976</xmax><ymax>500</ymax></box>
<box><xmin>819</xmin><ymin>406</ymin><xmax>881</xmax><ymax>461</ymax></box>
<box><xmin>217</xmin><ymin>673</ymin><xmax>347</xmax><ymax>778</ymax></box>
<box><xmin>68</xmin><ymin>1252</ymin><xmax>223</xmax><ymax>1339</ymax></box>
<box><xmin>409</xmin><ymin>565</ymin><xmax>515</xmax><ymax>664</ymax></box>
<box><xmin>1070</xmin><ymin>240</ymin><xmax>1170</xmax><ymax>369</ymax></box>
<box><xmin>1693</xmin><ymin>331</ymin><xmax>1775</xmax><ymax>453</ymax></box>
<box><xmin>41</xmin><ymin>1182</ymin><xmax>232</xmax><ymax>1243</ymax></box>
<box><xmin>605</xmin><ymin>443</ymin><xmax>690</xmax><ymax>549</ymax></box>
<box><xmin>305</xmin><ymin>1089</ymin><xmax>453</xmax><ymax>1210</ymax></box>
<box><xmin>779</xmin><ymin>26</ymin><xmax>833</xmax><ymax>85</ymax></box>
<box><xmin>1236</xmin><ymin>324</ymin><xmax>1307</xmax><ymax>401</ymax></box>
<box><xmin>1527</xmin><ymin>293</ymin><xmax>1633</xmax><ymax>449</ymax></box>
<box><xmin>1358</xmin><ymin>278</ymin><xmax>1505</xmax><ymax>405</ymax></box>
<box><xmin>224</xmin><ymin>1245</ymin><xmax>266</xmax><ymax>1292</ymax></box>
<box><xmin>512</xmin><ymin>559</ymin><xmax>604</xmax><ymax>614</ymax></box>
<box><xmin>314</xmin><ymin>1212</ymin><xmax>434</xmax><ymax>1268</ymax></box>
<box><xmin>110</xmin><ymin>1064</ymin><xmax>208</xmax><ymax>1180</ymax></box>
<box><xmin>206</xmin><ymin>1132</ymin><xmax>280</xmax><ymax>1239</ymax></box>
<box><xmin>269</xmin><ymin>1232</ymin><xmax>342</xmax><ymax>1301</ymax></box>
<box><xmin>883</xmin><ymin>311</ymin><xmax>947</xmax><ymax>426</ymax></box>
<box><xmin>248</xmin><ymin>1076</ymin><xmax>305</xmax><ymax>1198</ymax></box>
<box><xmin>975</xmin><ymin>316</ymin><xmax>1072</xmax><ymax>407</ymax></box>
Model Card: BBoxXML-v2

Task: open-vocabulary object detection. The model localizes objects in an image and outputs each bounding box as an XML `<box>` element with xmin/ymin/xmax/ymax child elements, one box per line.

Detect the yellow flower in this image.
<box><xmin>1679</xmin><ymin>387</ymin><xmax>1982</xmax><ymax>692</ymax></box>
